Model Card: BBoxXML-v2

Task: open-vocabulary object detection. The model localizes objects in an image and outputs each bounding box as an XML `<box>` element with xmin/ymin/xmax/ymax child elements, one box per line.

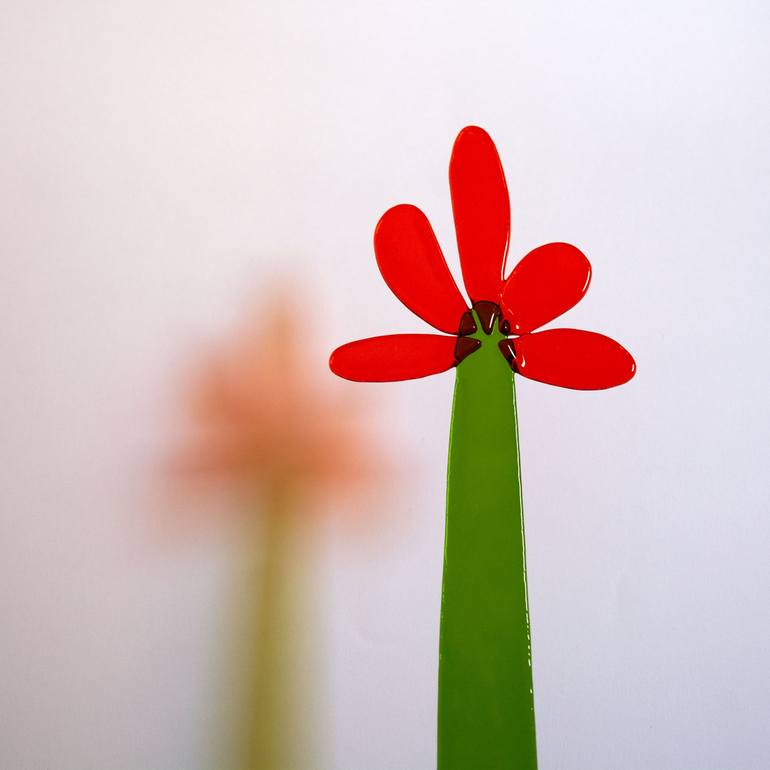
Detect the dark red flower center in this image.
<box><xmin>454</xmin><ymin>300</ymin><xmax>516</xmax><ymax>368</ymax></box>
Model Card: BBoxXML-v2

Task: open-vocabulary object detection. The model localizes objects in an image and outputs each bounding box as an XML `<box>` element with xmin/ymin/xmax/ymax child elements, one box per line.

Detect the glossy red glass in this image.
<box><xmin>449</xmin><ymin>126</ymin><xmax>510</xmax><ymax>304</ymax></box>
<box><xmin>375</xmin><ymin>204</ymin><xmax>468</xmax><ymax>334</ymax></box>
<box><xmin>501</xmin><ymin>243</ymin><xmax>592</xmax><ymax>334</ymax></box>
<box><xmin>329</xmin><ymin>125</ymin><xmax>635</xmax><ymax>392</ymax></box>
<box><xmin>512</xmin><ymin>329</ymin><xmax>636</xmax><ymax>390</ymax></box>
<box><xmin>330</xmin><ymin>334</ymin><xmax>459</xmax><ymax>382</ymax></box>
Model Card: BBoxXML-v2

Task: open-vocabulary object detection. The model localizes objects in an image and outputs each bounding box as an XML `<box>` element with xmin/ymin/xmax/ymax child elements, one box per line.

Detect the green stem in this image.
<box><xmin>438</xmin><ymin>326</ymin><xmax>537</xmax><ymax>770</ymax></box>
<box><xmin>243</xmin><ymin>504</ymin><xmax>291</xmax><ymax>769</ymax></box>
<box><xmin>226</xmin><ymin>488</ymin><xmax>311</xmax><ymax>770</ymax></box>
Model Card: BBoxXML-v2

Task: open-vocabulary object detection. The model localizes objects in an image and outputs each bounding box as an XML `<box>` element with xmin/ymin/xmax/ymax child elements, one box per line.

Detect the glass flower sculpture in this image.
<box><xmin>330</xmin><ymin>126</ymin><xmax>635</xmax><ymax>770</ymax></box>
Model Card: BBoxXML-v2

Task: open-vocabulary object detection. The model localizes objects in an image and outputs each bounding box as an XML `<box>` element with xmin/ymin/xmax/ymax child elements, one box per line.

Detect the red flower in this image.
<box><xmin>330</xmin><ymin>126</ymin><xmax>635</xmax><ymax>390</ymax></box>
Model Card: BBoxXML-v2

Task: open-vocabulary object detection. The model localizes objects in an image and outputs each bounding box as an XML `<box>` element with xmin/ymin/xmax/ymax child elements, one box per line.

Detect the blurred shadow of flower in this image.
<box><xmin>171</xmin><ymin>289</ymin><xmax>377</xmax><ymax>509</ymax></box>
<box><xmin>167</xmin><ymin>283</ymin><xmax>383</xmax><ymax>770</ymax></box>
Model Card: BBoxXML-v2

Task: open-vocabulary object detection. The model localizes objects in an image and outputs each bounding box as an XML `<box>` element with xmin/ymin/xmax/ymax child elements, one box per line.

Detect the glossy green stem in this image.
<box><xmin>438</xmin><ymin>330</ymin><xmax>538</xmax><ymax>770</ymax></box>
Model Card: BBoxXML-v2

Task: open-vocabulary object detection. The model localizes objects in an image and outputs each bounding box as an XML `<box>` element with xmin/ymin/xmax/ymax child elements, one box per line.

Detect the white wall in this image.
<box><xmin>1</xmin><ymin>1</ymin><xmax>769</xmax><ymax>768</ymax></box>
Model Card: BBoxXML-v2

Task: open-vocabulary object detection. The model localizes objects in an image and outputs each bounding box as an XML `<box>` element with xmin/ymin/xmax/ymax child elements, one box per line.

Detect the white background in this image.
<box><xmin>2</xmin><ymin>1</ymin><xmax>769</xmax><ymax>768</ymax></box>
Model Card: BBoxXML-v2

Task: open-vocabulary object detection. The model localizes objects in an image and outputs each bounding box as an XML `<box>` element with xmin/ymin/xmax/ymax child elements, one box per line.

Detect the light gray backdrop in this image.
<box><xmin>1</xmin><ymin>1</ymin><xmax>769</xmax><ymax>768</ymax></box>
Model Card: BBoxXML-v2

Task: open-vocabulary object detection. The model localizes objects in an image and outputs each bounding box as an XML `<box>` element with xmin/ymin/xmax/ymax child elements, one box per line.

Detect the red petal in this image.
<box><xmin>329</xmin><ymin>334</ymin><xmax>458</xmax><ymax>382</ymax></box>
<box><xmin>374</xmin><ymin>204</ymin><xmax>468</xmax><ymax>334</ymax></box>
<box><xmin>513</xmin><ymin>329</ymin><xmax>636</xmax><ymax>390</ymax></box>
<box><xmin>501</xmin><ymin>243</ymin><xmax>591</xmax><ymax>334</ymax></box>
<box><xmin>449</xmin><ymin>126</ymin><xmax>510</xmax><ymax>304</ymax></box>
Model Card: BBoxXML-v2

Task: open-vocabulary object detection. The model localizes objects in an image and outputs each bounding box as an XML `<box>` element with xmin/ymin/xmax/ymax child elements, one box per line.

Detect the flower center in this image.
<box><xmin>455</xmin><ymin>301</ymin><xmax>513</xmax><ymax>365</ymax></box>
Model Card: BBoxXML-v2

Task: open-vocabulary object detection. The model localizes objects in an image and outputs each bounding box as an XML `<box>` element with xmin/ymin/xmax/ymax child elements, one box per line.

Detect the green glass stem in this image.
<box><xmin>438</xmin><ymin>326</ymin><xmax>538</xmax><ymax>770</ymax></box>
